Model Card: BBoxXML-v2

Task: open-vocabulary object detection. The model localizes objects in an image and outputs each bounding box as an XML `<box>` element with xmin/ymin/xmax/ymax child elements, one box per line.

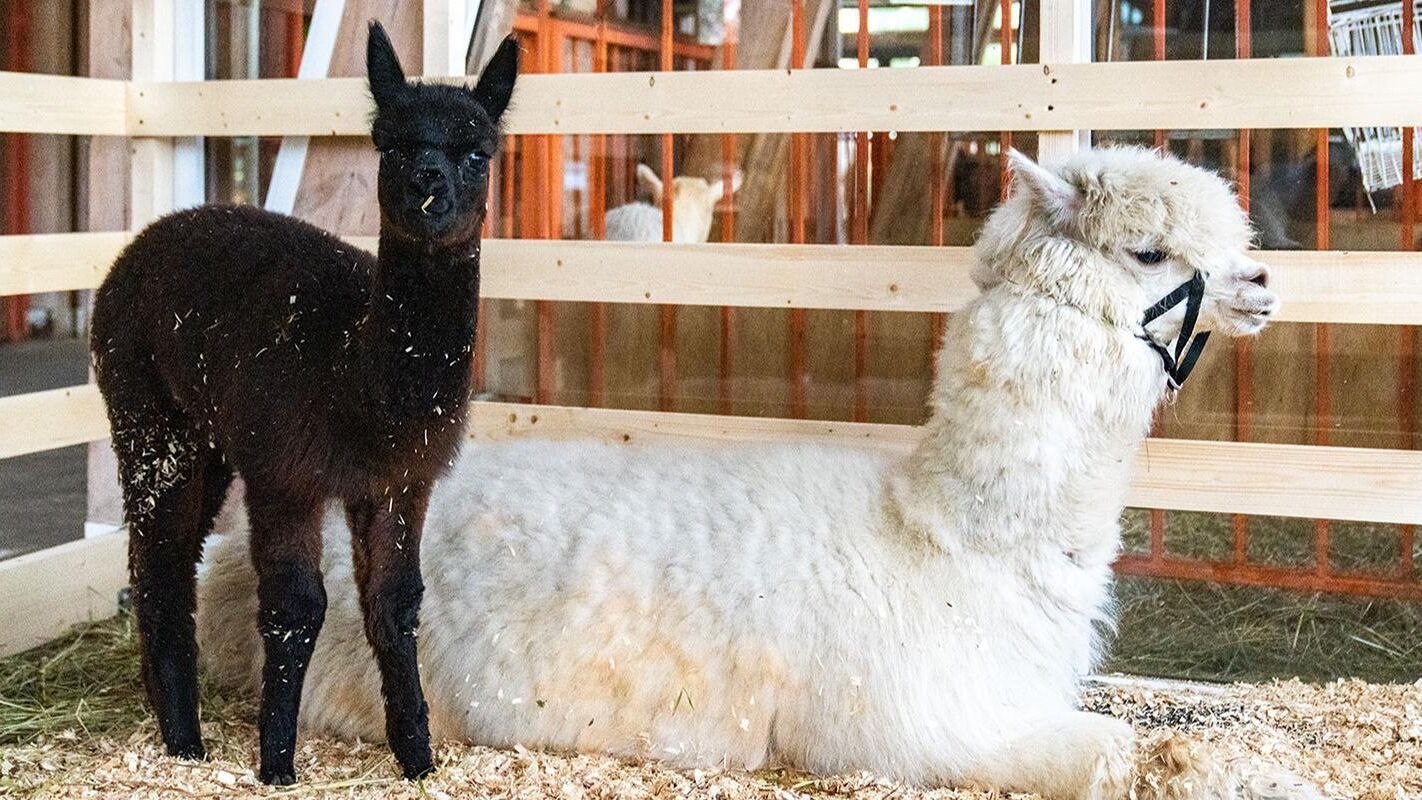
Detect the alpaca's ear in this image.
<box><xmin>715</xmin><ymin>169</ymin><xmax>743</xmax><ymax>196</ymax></box>
<box><xmin>366</xmin><ymin>21</ymin><xmax>407</xmax><ymax>109</ymax></box>
<box><xmin>473</xmin><ymin>37</ymin><xmax>520</xmax><ymax>120</ymax></box>
<box><xmin>636</xmin><ymin>164</ymin><xmax>664</xmax><ymax>202</ymax></box>
<box><xmin>709</xmin><ymin>170</ymin><xmax>742</xmax><ymax>200</ymax></box>
<box><xmin>1007</xmin><ymin>149</ymin><xmax>1077</xmax><ymax>220</ymax></box>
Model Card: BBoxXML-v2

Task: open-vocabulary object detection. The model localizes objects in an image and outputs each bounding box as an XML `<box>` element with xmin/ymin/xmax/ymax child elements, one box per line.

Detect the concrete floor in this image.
<box><xmin>1</xmin><ymin>337</ymin><xmax>90</xmax><ymax>560</ymax></box>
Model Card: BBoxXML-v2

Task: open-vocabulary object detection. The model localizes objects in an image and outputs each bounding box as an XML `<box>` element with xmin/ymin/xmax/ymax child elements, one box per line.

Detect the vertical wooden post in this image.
<box><xmin>85</xmin><ymin>0</ymin><xmax>134</xmax><ymax>537</ymax></box>
<box><xmin>1037</xmin><ymin>0</ymin><xmax>1091</xmax><ymax>163</ymax></box>
<box><xmin>1147</xmin><ymin>0</ymin><xmax>1168</xmax><ymax>558</ymax></box>
<box><xmin>172</xmin><ymin>1</ymin><xmax>205</xmax><ymax>208</ymax></box>
<box><xmin>130</xmin><ymin>0</ymin><xmax>176</xmax><ymax>229</ymax></box>
<box><xmin>1310</xmin><ymin>0</ymin><xmax>1332</xmax><ymax>578</ymax></box>
<box><xmin>788</xmin><ymin>0</ymin><xmax>807</xmax><ymax>418</ymax></box>
<box><xmin>657</xmin><ymin>0</ymin><xmax>676</xmax><ymax>412</ymax></box>
<box><xmin>588</xmin><ymin>0</ymin><xmax>609</xmax><ymax>408</ymax></box>
<box><xmin>852</xmin><ymin>0</ymin><xmax>869</xmax><ymax>422</ymax></box>
<box><xmin>928</xmin><ymin>7</ymin><xmax>946</xmax><ymax>350</ymax></box>
<box><xmin>1153</xmin><ymin>0</ymin><xmax>1166</xmax><ymax>150</ymax></box>
<box><xmin>1232</xmin><ymin>0</ymin><xmax>1253</xmax><ymax>565</ymax></box>
<box><xmin>1401</xmin><ymin>0</ymin><xmax>1418</xmax><ymax>579</ymax></box>
<box><xmin>423</xmin><ymin>0</ymin><xmax>477</xmax><ymax>77</ymax></box>
<box><xmin>2</xmin><ymin>2</ymin><xmax>32</xmax><ymax>342</ymax></box>
<box><xmin>997</xmin><ymin>0</ymin><xmax>1013</xmax><ymax>190</ymax></box>
<box><xmin>718</xmin><ymin>23</ymin><xmax>737</xmax><ymax>415</ymax></box>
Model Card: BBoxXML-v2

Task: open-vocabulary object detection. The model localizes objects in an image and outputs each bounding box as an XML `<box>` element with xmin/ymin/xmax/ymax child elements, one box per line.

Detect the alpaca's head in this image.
<box><xmin>367</xmin><ymin>23</ymin><xmax>518</xmax><ymax>247</ymax></box>
<box><xmin>636</xmin><ymin>164</ymin><xmax>743</xmax><ymax>243</ymax></box>
<box><xmin>973</xmin><ymin>147</ymin><xmax>1277</xmax><ymax>344</ymax></box>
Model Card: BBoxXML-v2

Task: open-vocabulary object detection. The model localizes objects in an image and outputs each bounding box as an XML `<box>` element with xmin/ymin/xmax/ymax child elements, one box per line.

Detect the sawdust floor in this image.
<box><xmin>4</xmin><ymin>675</ymin><xmax>1420</xmax><ymax>799</ymax></box>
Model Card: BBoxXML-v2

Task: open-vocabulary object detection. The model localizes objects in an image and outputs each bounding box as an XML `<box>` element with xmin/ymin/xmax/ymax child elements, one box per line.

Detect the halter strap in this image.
<box><xmin>1137</xmin><ymin>272</ymin><xmax>1210</xmax><ymax>391</ymax></box>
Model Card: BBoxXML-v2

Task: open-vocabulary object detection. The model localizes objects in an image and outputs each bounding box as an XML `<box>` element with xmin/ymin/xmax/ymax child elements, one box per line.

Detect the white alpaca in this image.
<box><xmin>197</xmin><ymin>148</ymin><xmax>1315</xmax><ymax>800</ymax></box>
<box><xmin>603</xmin><ymin>163</ymin><xmax>741</xmax><ymax>243</ymax></box>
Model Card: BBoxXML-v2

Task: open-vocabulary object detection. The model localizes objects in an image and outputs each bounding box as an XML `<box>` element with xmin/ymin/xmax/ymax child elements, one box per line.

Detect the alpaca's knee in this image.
<box><xmin>967</xmin><ymin>713</ymin><xmax>1136</xmax><ymax>800</ymax></box>
<box><xmin>257</xmin><ymin>566</ymin><xmax>327</xmax><ymax>645</ymax></box>
<box><xmin>362</xmin><ymin>571</ymin><xmax>423</xmax><ymax>652</ymax></box>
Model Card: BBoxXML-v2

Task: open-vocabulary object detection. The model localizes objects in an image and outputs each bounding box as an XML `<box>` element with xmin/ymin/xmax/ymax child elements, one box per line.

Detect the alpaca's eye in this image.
<box><xmin>462</xmin><ymin>151</ymin><xmax>488</xmax><ymax>170</ymax></box>
<box><xmin>1133</xmin><ymin>250</ymin><xmax>1168</xmax><ymax>266</ymax></box>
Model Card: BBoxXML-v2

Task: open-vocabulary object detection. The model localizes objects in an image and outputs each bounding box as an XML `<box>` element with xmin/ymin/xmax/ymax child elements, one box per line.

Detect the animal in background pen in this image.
<box><xmin>198</xmin><ymin>148</ymin><xmax>1316</xmax><ymax>800</ymax></box>
<box><xmin>89</xmin><ymin>23</ymin><xmax>519</xmax><ymax>786</ymax></box>
<box><xmin>604</xmin><ymin>163</ymin><xmax>742</xmax><ymax>243</ymax></box>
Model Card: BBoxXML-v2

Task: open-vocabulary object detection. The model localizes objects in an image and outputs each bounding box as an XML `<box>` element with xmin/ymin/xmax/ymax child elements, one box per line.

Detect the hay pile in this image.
<box><xmin>2</xmin><ymin>617</ymin><xmax>1419</xmax><ymax>799</ymax></box>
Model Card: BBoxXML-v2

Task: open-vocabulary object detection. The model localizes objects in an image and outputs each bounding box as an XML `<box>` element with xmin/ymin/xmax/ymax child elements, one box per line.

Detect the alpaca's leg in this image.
<box><xmin>347</xmin><ymin>489</ymin><xmax>435</xmax><ymax>780</ymax></box>
<box><xmin>244</xmin><ymin>484</ymin><xmax>327</xmax><ymax>786</ymax></box>
<box><xmin>116</xmin><ymin>426</ymin><xmax>220</xmax><ymax>761</ymax></box>
<box><xmin>197</xmin><ymin>455</ymin><xmax>235</xmax><ymax>533</ymax></box>
<box><xmin>960</xmin><ymin>711</ymin><xmax>1136</xmax><ymax>800</ymax></box>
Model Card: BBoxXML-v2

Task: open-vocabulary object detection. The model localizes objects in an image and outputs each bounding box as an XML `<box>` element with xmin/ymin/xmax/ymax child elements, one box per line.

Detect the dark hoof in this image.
<box><xmin>259</xmin><ymin>765</ymin><xmax>297</xmax><ymax>786</ymax></box>
<box><xmin>165</xmin><ymin>740</ymin><xmax>207</xmax><ymax>761</ymax></box>
<box><xmin>400</xmin><ymin>756</ymin><xmax>435</xmax><ymax>781</ymax></box>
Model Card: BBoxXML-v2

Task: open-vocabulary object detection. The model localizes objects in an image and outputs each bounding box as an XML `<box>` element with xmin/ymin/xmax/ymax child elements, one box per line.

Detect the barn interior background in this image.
<box><xmin>0</xmin><ymin>0</ymin><xmax>1419</xmax><ymax>690</ymax></box>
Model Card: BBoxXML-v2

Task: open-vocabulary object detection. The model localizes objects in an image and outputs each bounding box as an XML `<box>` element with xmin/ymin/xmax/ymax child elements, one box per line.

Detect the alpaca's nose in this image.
<box><xmin>1244</xmin><ymin>264</ymin><xmax>1269</xmax><ymax>288</ymax></box>
<box><xmin>410</xmin><ymin>167</ymin><xmax>448</xmax><ymax>196</ymax></box>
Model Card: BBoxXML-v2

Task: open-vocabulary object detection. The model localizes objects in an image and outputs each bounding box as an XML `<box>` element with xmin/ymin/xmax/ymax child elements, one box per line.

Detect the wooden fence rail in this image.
<box><xmin>126</xmin><ymin>56</ymin><xmax>1422</xmax><ymax>136</ymax></box>
<box><xmin>7</xmin><ymin>387</ymin><xmax>1422</xmax><ymax>526</ymax></box>
<box><xmin>4</xmin><ymin>233</ymin><xmax>1422</xmax><ymax>325</ymax></box>
<box><xmin>5</xmin><ymin>56</ymin><xmax>1422</xmax><ymax>139</ymax></box>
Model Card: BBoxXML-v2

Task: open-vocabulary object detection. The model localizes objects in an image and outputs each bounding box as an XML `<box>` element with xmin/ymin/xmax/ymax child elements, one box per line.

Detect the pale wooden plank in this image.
<box><xmin>422</xmin><ymin>0</ymin><xmax>476</xmax><ymax>78</ymax></box>
<box><xmin>1259</xmin><ymin>250</ymin><xmax>1422</xmax><ymax>326</ymax></box>
<box><xmin>0</xmin><ymin>71</ymin><xmax>127</xmax><ymax>136</ymax></box>
<box><xmin>464</xmin><ymin>402</ymin><xmax>1422</xmax><ymax>526</ymax></box>
<box><xmin>127</xmin><ymin>56</ymin><xmax>1422</xmax><ymax>137</ymax></box>
<box><xmin>84</xmin><ymin>0</ymin><xmax>132</xmax><ymax>535</ymax></box>
<box><xmin>8</xmin><ymin>389</ymin><xmax>1419</xmax><ymax>524</ymax></box>
<box><xmin>130</xmin><ymin>0</ymin><xmax>176</xmax><ymax>227</ymax></box>
<box><xmin>0</xmin><ymin>232</ymin><xmax>130</xmax><ymax>297</ymax></box>
<box><xmin>10</xmin><ymin>236</ymin><xmax>1422</xmax><ymax>324</ymax></box>
<box><xmin>1128</xmin><ymin>438</ymin><xmax>1422</xmax><ymax>527</ymax></box>
<box><xmin>475</xmin><ymin>240</ymin><xmax>981</xmax><ymax>313</ymax></box>
<box><xmin>466</xmin><ymin>400</ymin><xmax>915</xmax><ymax>449</ymax></box>
<box><xmin>0</xmin><ymin>385</ymin><xmax>108</xmax><ymax>460</ymax></box>
<box><xmin>0</xmin><ymin>534</ymin><xmax>128</xmax><ymax>658</ymax></box>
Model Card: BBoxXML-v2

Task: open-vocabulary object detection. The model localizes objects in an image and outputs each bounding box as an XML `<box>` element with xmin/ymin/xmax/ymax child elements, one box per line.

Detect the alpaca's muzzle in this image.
<box><xmin>1138</xmin><ymin>271</ymin><xmax>1210</xmax><ymax>391</ymax></box>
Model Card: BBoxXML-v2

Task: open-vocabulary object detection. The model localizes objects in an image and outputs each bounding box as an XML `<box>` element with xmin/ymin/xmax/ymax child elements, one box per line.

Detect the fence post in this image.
<box><xmin>1037</xmin><ymin>0</ymin><xmax>1092</xmax><ymax>163</ymax></box>
<box><xmin>85</xmin><ymin>0</ymin><xmax>180</xmax><ymax>540</ymax></box>
<box><xmin>130</xmin><ymin>0</ymin><xmax>176</xmax><ymax>227</ymax></box>
<box><xmin>423</xmin><ymin>0</ymin><xmax>479</xmax><ymax>77</ymax></box>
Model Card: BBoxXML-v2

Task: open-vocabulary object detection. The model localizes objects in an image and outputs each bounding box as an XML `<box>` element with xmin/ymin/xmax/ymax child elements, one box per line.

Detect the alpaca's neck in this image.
<box><xmin>362</xmin><ymin>231</ymin><xmax>481</xmax><ymax>427</ymax></box>
<box><xmin>891</xmin><ymin>288</ymin><xmax>1166</xmax><ymax>561</ymax></box>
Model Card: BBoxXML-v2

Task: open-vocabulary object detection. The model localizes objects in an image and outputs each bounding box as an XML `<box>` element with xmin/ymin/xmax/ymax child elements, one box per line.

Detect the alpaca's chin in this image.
<box><xmin>1216</xmin><ymin>305</ymin><xmax>1275</xmax><ymax>337</ymax></box>
<box><xmin>387</xmin><ymin>211</ymin><xmax>482</xmax><ymax>251</ymax></box>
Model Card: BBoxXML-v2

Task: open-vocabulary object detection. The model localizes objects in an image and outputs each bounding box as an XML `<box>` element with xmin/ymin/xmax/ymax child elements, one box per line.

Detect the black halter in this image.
<box><xmin>1138</xmin><ymin>272</ymin><xmax>1210</xmax><ymax>391</ymax></box>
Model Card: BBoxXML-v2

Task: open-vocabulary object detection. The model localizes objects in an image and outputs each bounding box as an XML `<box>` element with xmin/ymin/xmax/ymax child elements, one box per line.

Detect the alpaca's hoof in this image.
<box><xmin>258</xmin><ymin>766</ymin><xmax>297</xmax><ymax>786</ymax></box>
<box><xmin>165</xmin><ymin>740</ymin><xmax>207</xmax><ymax>761</ymax></box>
<box><xmin>400</xmin><ymin>757</ymin><xmax>436</xmax><ymax>781</ymax></box>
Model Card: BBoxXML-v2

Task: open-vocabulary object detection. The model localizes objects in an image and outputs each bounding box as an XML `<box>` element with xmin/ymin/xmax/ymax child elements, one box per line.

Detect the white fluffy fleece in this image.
<box><xmin>197</xmin><ymin>148</ymin><xmax>1313</xmax><ymax>800</ymax></box>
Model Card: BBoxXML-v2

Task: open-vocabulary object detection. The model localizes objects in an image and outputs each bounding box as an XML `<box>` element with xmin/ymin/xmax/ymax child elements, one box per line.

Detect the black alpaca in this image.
<box><xmin>90</xmin><ymin>24</ymin><xmax>518</xmax><ymax>785</ymax></box>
